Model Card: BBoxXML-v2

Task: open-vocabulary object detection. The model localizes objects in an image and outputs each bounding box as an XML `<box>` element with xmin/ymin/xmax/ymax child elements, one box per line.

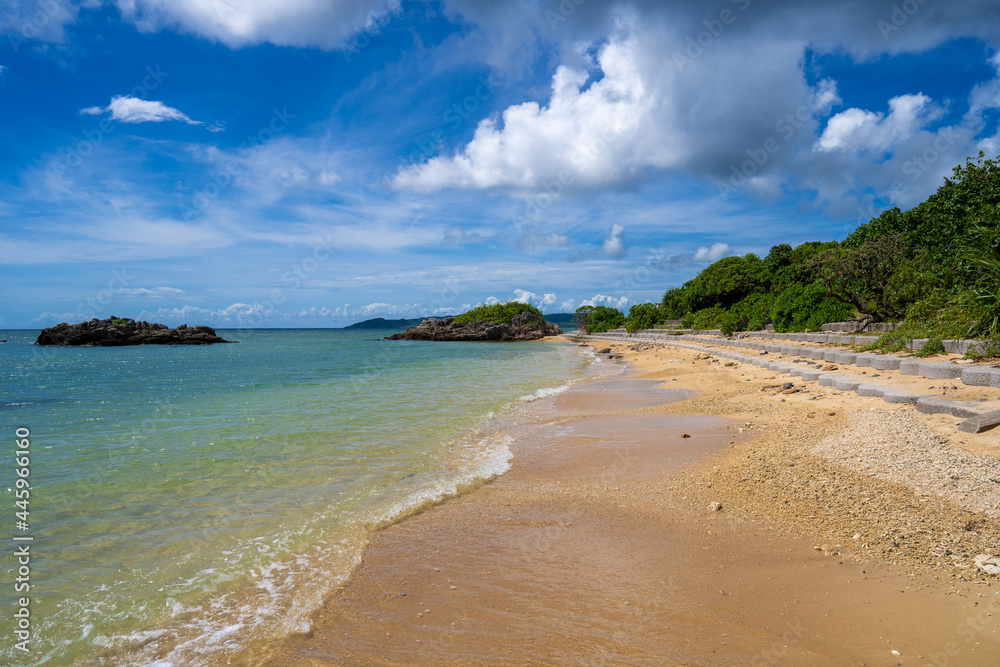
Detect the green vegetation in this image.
<box><xmin>453</xmin><ymin>302</ymin><xmax>544</xmax><ymax>325</ymax></box>
<box><xmin>608</xmin><ymin>153</ymin><xmax>1000</xmax><ymax>356</ymax></box>
<box><xmin>574</xmin><ymin>305</ymin><xmax>625</xmax><ymax>334</ymax></box>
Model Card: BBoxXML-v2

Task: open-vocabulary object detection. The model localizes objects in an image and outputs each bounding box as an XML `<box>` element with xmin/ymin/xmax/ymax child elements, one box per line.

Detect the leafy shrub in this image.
<box><xmin>684</xmin><ymin>254</ymin><xmax>766</xmax><ymax>311</ymax></box>
<box><xmin>917</xmin><ymin>337</ymin><xmax>946</xmax><ymax>357</ymax></box>
<box><xmin>625</xmin><ymin>302</ymin><xmax>662</xmax><ymax>333</ymax></box>
<box><xmin>771</xmin><ymin>282</ymin><xmax>854</xmax><ymax>332</ymax></box>
<box><xmin>689</xmin><ymin>306</ymin><xmax>728</xmax><ymax>330</ymax></box>
<box><xmin>576</xmin><ymin>305</ymin><xmax>625</xmax><ymax>333</ymax></box>
<box><xmin>660</xmin><ymin>287</ymin><xmax>688</xmax><ymax>320</ymax></box>
<box><xmin>721</xmin><ymin>292</ymin><xmax>775</xmax><ymax>334</ymax></box>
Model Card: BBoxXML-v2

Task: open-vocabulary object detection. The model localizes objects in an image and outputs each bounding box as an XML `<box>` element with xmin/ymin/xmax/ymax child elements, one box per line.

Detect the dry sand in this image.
<box><xmin>263</xmin><ymin>339</ymin><xmax>1000</xmax><ymax>666</ymax></box>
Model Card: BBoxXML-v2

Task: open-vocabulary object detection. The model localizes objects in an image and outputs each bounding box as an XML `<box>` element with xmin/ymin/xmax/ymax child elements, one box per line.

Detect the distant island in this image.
<box><xmin>36</xmin><ymin>317</ymin><xmax>235</xmax><ymax>346</ymax></box>
<box><xmin>387</xmin><ymin>303</ymin><xmax>563</xmax><ymax>341</ymax></box>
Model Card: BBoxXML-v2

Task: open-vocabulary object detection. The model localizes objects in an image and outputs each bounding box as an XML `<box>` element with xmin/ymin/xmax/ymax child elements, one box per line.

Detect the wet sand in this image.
<box><xmin>265</xmin><ymin>344</ymin><xmax>1000</xmax><ymax>666</ymax></box>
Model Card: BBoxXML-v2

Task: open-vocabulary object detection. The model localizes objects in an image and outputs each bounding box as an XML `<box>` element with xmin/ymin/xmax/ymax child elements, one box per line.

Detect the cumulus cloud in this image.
<box><xmin>602</xmin><ymin>224</ymin><xmax>626</xmax><ymax>258</ymax></box>
<box><xmin>510</xmin><ymin>289</ymin><xmax>557</xmax><ymax>310</ymax></box>
<box><xmin>693</xmin><ymin>243</ymin><xmax>731</xmax><ymax>262</ymax></box>
<box><xmin>659</xmin><ymin>242</ymin><xmax>732</xmax><ymax>269</ymax></box>
<box><xmin>110</xmin><ymin>0</ymin><xmax>398</xmax><ymax>50</ymax></box>
<box><xmin>581</xmin><ymin>294</ymin><xmax>630</xmax><ymax>310</ymax></box>
<box><xmin>560</xmin><ymin>299</ymin><xmax>576</xmax><ymax>312</ymax></box>
<box><xmin>816</xmin><ymin>94</ymin><xmax>938</xmax><ymax>154</ymax></box>
<box><xmin>393</xmin><ymin>24</ymin><xmax>657</xmax><ymax>192</ymax></box>
<box><xmin>386</xmin><ymin>1</ymin><xmax>1000</xmax><ymax>221</ymax></box>
<box><xmin>80</xmin><ymin>96</ymin><xmax>202</xmax><ymax>125</ymax></box>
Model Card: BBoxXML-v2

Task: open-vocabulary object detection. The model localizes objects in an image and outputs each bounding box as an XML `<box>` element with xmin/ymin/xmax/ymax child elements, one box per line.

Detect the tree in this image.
<box><xmin>684</xmin><ymin>254</ymin><xmax>767</xmax><ymax>311</ymax></box>
<box><xmin>576</xmin><ymin>305</ymin><xmax>625</xmax><ymax>333</ymax></box>
<box><xmin>660</xmin><ymin>287</ymin><xmax>688</xmax><ymax>320</ymax></box>
<box><xmin>810</xmin><ymin>234</ymin><xmax>924</xmax><ymax>323</ymax></box>
<box><xmin>625</xmin><ymin>302</ymin><xmax>661</xmax><ymax>333</ymax></box>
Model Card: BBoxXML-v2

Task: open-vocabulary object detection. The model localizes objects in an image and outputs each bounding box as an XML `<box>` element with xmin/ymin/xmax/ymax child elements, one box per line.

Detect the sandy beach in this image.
<box><xmin>264</xmin><ymin>338</ymin><xmax>1000</xmax><ymax>666</ymax></box>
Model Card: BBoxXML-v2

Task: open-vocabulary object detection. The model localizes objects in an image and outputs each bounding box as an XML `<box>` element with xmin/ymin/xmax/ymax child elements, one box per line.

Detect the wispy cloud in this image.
<box><xmin>80</xmin><ymin>96</ymin><xmax>203</xmax><ymax>125</ymax></box>
<box><xmin>116</xmin><ymin>287</ymin><xmax>185</xmax><ymax>299</ymax></box>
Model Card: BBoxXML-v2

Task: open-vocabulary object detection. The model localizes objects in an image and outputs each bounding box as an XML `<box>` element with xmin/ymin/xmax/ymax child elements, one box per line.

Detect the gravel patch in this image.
<box><xmin>811</xmin><ymin>410</ymin><xmax>1000</xmax><ymax>516</ymax></box>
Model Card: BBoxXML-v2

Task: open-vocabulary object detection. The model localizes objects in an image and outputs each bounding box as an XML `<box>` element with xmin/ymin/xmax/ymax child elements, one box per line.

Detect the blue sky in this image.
<box><xmin>2</xmin><ymin>0</ymin><xmax>1000</xmax><ymax>328</ymax></box>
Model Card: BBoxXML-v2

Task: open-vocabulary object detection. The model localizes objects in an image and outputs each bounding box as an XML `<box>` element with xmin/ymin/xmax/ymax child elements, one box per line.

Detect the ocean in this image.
<box><xmin>0</xmin><ymin>328</ymin><xmax>595</xmax><ymax>666</ymax></box>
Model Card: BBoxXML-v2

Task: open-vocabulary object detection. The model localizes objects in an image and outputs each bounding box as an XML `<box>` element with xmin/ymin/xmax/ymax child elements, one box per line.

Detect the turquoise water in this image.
<box><xmin>0</xmin><ymin>329</ymin><xmax>592</xmax><ymax>665</ymax></box>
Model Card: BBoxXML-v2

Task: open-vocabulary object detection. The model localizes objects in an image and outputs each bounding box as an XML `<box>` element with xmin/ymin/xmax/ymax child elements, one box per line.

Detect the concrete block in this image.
<box><xmin>961</xmin><ymin>366</ymin><xmax>1000</xmax><ymax>388</ymax></box>
<box><xmin>916</xmin><ymin>397</ymin><xmax>985</xmax><ymax>419</ymax></box>
<box><xmin>853</xmin><ymin>353</ymin><xmax>901</xmax><ymax>370</ymax></box>
<box><xmin>919</xmin><ymin>362</ymin><xmax>964</xmax><ymax>380</ymax></box>
<box><xmin>833</xmin><ymin>377</ymin><xmax>865</xmax><ymax>391</ymax></box>
<box><xmin>870</xmin><ymin>355</ymin><xmax>902</xmax><ymax>370</ymax></box>
<box><xmin>817</xmin><ymin>374</ymin><xmax>841</xmax><ymax>387</ymax></box>
<box><xmin>878</xmin><ymin>387</ymin><xmax>936</xmax><ymax>404</ymax></box>
<box><xmin>854</xmin><ymin>353</ymin><xmax>877</xmax><ymax>368</ymax></box>
<box><xmin>856</xmin><ymin>382</ymin><xmax>888</xmax><ymax>398</ymax></box>
<box><xmin>958</xmin><ymin>409</ymin><xmax>1000</xmax><ymax>434</ymax></box>
<box><xmin>834</xmin><ymin>352</ymin><xmax>858</xmax><ymax>365</ymax></box>
<box><xmin>823</xmin><ymin>350</ymin><xmax>840</xmax><ymax>362</ymax></box>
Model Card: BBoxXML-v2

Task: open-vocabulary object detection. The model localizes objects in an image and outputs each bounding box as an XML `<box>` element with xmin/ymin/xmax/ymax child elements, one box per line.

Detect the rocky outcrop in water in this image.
<box><xmin>36</xmin><ymin>317</ymin><xmax>235</xmax><ymax>346</ymax></box>
<box><xmin>386</xmin><ymin>312</ymin><xmax>562</xmax><ymax>342</ymax></box>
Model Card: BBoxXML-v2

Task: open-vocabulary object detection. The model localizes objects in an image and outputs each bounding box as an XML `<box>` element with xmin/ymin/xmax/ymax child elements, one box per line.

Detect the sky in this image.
<box><xmin>2</xmin><ymin>0</ymin><xmax>1000</xmax><ymax>329</ymax></box>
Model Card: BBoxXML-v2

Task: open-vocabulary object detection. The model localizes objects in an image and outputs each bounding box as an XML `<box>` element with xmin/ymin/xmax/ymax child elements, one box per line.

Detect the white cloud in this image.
<box><xmin>111</xmin><ymin>0</ymin><xmax>398</xmax><ymax>50</ymax></box>
<box><xmin>511</xmin><ymin>289</ymin><xmax>536</xmax><ymax>304</ymax></box>
<box><xmin>515</xmin><ymin>226</ymin><xmax>571</xmax><ymax>251</ymax></box>
<box><xmin>318</xmin><ymin>170</ymin><xmax>341</xmax><ymax>185</ymax></box>
<box><xmin>510</xmin><ymin>289</ymin><xmax>558</xmax><ymax>310</ymax></box>
<box><xmin>560</xmin><ymin>299</ymin><xmax>576</xmax><ymax>312</ymax></box>
<box><xmin>816</xmin><ymin>94</ymin><xmax>936</xmax><ymax>153</ymax></box>
<box><xmin>602</xmin><ymin>223</ymin><xmax>626</xmax><ymax>258</ymax></box>
<box><xmin>693</xmin><ymin>243</ymin><xmax>731</xmax><ymax>262</ymax></box>
<box><xmin>581</xmin><ymin>294</ymin><xmax>630</xmax><ymax>310</ymax></box>
<box><xmin>393</xmin><ymin>22</ymin><xmax>659</xmax><ymax>192</ymax></box>
<box><xmin>30</xmin><ymin>310</ymin><xmax>84</xmax><ymax>325</ymax></box>
<box><xmin>116</xmin><ymin>287</ymin><xmax>185</xmax><ymax>299</ymax></box>
<box><xmin>0</xmin><ymin>1</ymin><xmax>79</xmax><ymax>45</ymax></box>
<box><xmin>81</xmin><ymin>95</ymin><xmax>202</xmax><ymax>125</ymax></box>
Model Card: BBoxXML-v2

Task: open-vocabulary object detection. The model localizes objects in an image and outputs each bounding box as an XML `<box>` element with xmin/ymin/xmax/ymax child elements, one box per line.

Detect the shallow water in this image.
<box><xmin>0</xmin><ymin>329</ymin><xmax>593</xmax><ymax>666</ymax></box>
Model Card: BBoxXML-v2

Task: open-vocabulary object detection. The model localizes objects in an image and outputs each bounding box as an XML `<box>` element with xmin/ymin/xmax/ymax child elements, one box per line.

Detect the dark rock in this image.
<box><xmin>597</xmin><ymin>348</ymin><xmax>612</xmax><ymax>354</ymax></box>
<box><xmin>36</xmin><ymin>317</ymin><xmax>235</xmax><ymax>347</ymax></box>
<box><xmin>386</xmin><ymin>313</ymin><xmax>562</xmax><ymax>342</ymax></box>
